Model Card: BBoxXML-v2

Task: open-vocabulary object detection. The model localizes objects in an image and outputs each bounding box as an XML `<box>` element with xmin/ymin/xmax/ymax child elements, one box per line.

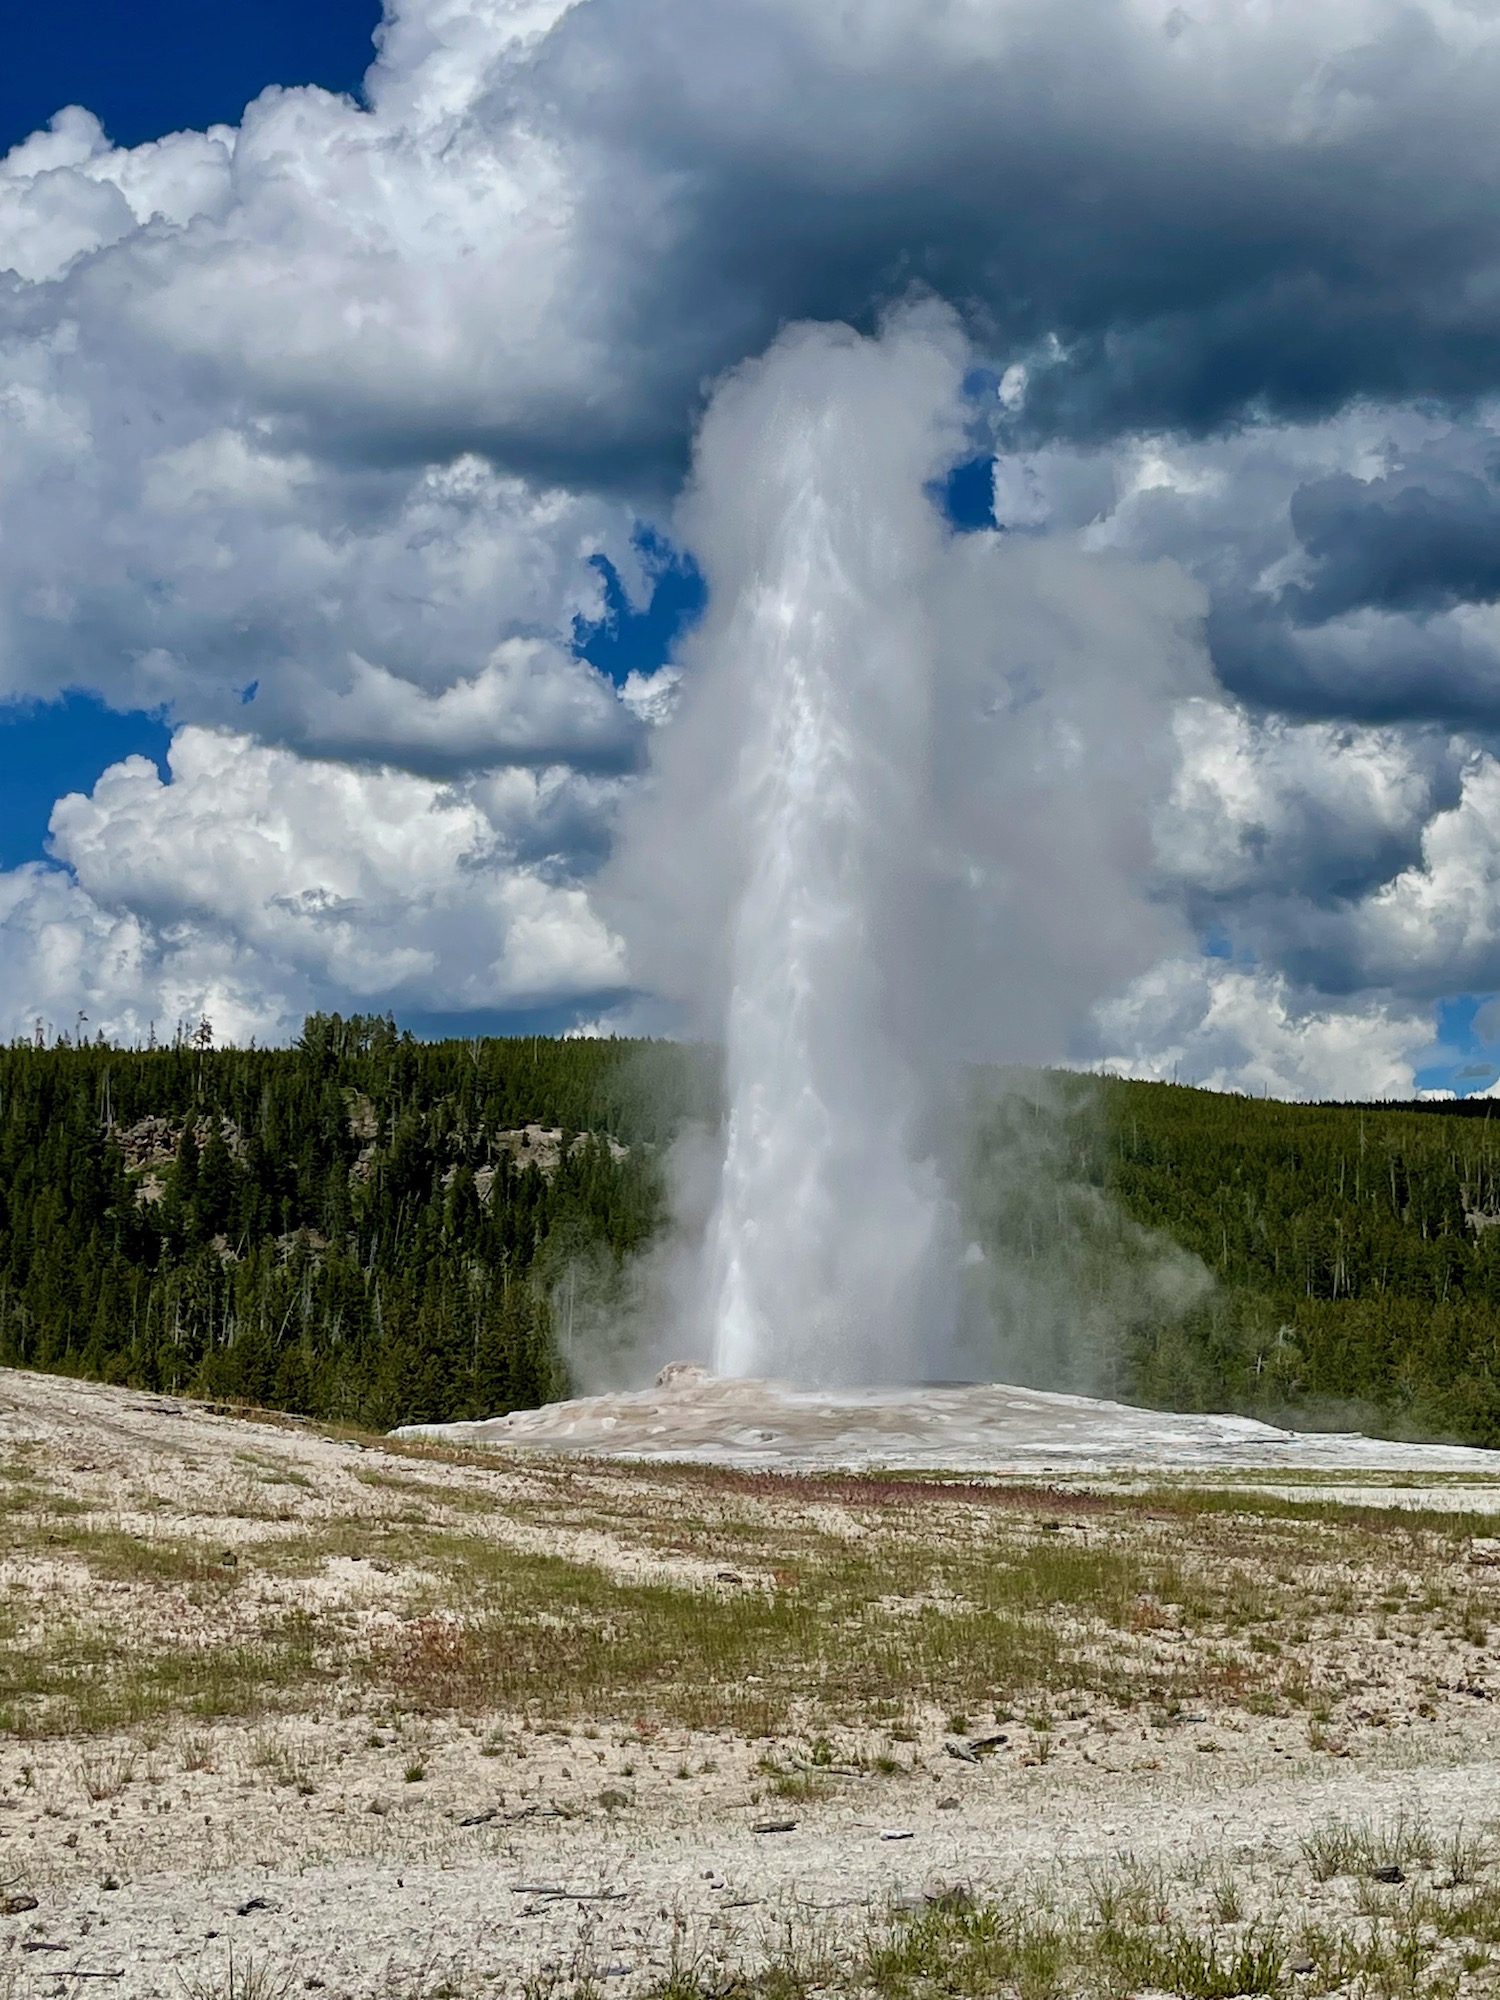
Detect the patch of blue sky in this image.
<box><xmin>2</xmin><ymin>0</ymin><xmax>382</xmax><ymax>155</ymax></box>
<box><xmin>938</xmin><ymin>455</ymin><xmax>999</xmax><ymax>532</ymax></box>
<box><xmin>400</xmin><ymin>994</ymin><xmax>636</xmax><ymax>1042</ymax></box>
<box><xmin>1415</xmin><ymin>994</ymin><xmax>1500</xmax><ymax>1098</ymax></box>
<box><xmin>0</xmin><ymin>693</ymin><xmax>170</xmax><ymax>871</ymax></box>
<box><xmin>573</xmin><ymin>531</ymin><xmax>707</xmax><ymax>687</ymax></box>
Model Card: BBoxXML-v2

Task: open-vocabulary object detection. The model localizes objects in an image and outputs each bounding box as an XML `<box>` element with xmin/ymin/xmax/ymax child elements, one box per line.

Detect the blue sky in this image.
<box><xmin>574</xmin><ymin>541</ymin><xmax>707</xmax><ymax>689</ymax></box>
<box><xmin>1416</xmin><ymin>998</ymin><xmax>1499</xmax><ymax>1100</ymax></box>
<box><xmin>0</xmin><ymin>696</ymin><xmax>168</xmax><ymax>871</ymax></box>
<box><xmin>0</xmin><ymin>0</ymin><xmax>381</xmax><ymax>156</ymax></box>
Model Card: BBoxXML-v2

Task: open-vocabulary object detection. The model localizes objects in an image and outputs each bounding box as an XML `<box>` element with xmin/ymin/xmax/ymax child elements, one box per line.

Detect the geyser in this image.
<box><xmin>694</xmin><ymin>316</ymin><xmax>964</xmax><ymax>1383</ymax></box>
<box><xmin>606</xmin><ymin>306</ymin><xmax>1214</xmax><ymax>1389</ymax></box>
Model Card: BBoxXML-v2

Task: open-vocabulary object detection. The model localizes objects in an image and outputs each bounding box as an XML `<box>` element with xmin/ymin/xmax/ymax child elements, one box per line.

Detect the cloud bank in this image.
<box><xmin>5</xmin><ymin>0</ymin><xmax>1500</xmax><ymax>1091</ymax></box>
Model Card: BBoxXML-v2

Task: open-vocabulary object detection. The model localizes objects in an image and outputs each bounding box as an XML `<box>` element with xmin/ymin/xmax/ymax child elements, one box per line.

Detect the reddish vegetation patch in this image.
<box><xmin>655</xmin><ymin>1463</ymin><xmax>1120</xmax><ymax>1516</ymax></box>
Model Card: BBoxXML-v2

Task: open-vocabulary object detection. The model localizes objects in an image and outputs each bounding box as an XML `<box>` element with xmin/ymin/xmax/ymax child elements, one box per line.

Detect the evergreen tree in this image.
<box><xmin>0</xmin><ymin>1020</ymin><xmax>698</xmax><ymax>1431</ymax></box>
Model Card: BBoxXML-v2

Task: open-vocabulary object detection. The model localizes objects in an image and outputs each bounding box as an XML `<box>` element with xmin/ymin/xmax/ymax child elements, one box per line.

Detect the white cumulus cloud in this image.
<box><xmin>1089</xmin><ymin>959</ymin><xmax>1432</xmax><ymax>1102</ymax></box>
<box><xmin>0</xmin><ymin>726</ymin><xmax>626</xmax><ymax>1044</ymax></box>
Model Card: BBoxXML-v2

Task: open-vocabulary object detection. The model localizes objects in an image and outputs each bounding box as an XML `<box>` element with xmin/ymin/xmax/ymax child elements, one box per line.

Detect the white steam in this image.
<box><xmin>606</xmin><ymin>307</ymin><xmax>1216</xmax><ymax>1386</ymax></box>
<box><xmin>691</xmin><ymin>312</ymin><xmax>964</xmax><ymax>1382</ymax></box>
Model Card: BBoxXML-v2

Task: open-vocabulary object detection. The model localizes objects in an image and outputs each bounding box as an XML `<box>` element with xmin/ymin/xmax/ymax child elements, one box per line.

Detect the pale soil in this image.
<box><xmin>3</xmin><ymin>1368</ymin><xmax>1500</xmax><ymax>1997</ymax></box>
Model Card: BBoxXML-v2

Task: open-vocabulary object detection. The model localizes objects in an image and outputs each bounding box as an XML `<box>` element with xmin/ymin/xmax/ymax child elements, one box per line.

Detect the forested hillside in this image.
<box><xmin>0</xmin><ymin>1018</ymin><xmax>712</xmax><ymax>1429</ymax></box>
<box><xmin>5</xmin><ymin>1023</ymin><xmax>1500</xmax><ymax>1444</ymax></box>
<box><xmin>1071</xmin><ymin>1077</ymin><xmax>1500</xmax><ymax>1444</ymax></box>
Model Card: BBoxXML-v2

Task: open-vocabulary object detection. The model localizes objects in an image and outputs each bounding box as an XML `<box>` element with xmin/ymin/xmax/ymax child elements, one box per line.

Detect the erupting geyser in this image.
<box><xmin>697</xmin><ymin>320</ymin><xmax>964</xmax><ymax>1384</ymax></box>
<box><xmin>605</xmin><ymin>305</ymin><xmax>1213</xmax><ymax>1391</ymax></box>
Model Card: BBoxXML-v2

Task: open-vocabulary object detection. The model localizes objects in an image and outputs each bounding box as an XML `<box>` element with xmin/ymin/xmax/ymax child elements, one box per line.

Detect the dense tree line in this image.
<box><xmin>1022</xmin><ymin>1076</ymin><xmax>1500</xmax><ymax>1444</ymax></box>
<box><xmin>0</xmin><ymin>1018</ymin><xmax>713</xmax><ymax>1429</ymax></box>
<box><xmin>7</xmin><ymin>1025</ymin><xmax>1500</xmax><ymax>1444</ymax></box>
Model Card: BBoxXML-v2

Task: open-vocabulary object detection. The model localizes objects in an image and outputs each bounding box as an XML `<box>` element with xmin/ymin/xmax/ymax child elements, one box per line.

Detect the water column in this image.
<box><xmin>692</xmin><ymin>317</ymin><xmax>963</xmax><ymax>1384</ymax></box>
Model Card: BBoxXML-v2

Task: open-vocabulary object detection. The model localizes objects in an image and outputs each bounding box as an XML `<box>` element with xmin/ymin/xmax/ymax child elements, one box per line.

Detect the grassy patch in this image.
<box><xmin>4</xmin><ymin>1428</ymin><xmax>1499</xmax><ymax>1739</ymax></box>
<box><xmin>863</xmin><ymin>1895</ymin><xmax>1285</xmax><ymax>2000</ymax></box>
<box><xmin>0</xmin><ymin>1608</ymin><xmax>334</xmax><ymax>1737</ymax></box>
<box><xmin>616</xmin><ymin>1852</ymin><xmax>1500</xmax><ymax>2000</ymax></box>
<box><xmin>1302</xmin><ymin>1809</ymin><xmax>1437</xmax><ymax>1882</ymax></box>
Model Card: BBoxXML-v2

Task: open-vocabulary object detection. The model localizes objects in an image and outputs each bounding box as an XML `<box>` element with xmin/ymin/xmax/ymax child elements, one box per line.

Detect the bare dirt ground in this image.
<box><xmin>5</xmin><ymin>1367</ymin><xmax>1500</xmax><ymax>1999</ymax></box>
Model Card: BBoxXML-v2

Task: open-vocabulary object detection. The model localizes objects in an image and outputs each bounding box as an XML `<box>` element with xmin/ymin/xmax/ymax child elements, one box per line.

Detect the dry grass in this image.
<box><xmin>329</xmin><ymin>1815</ymin><xmax>1497</xmax><ymax>2000</ymax></box>
<box><xmin>7</xmin><ymin>1375</ymin><xmax>1500</xmax><ymax>1999</ymax></box>
<box><xmin>618</xmin><ymin>1834</ymin><xmax>1500</xmax><ymax>2000</ymax></box>
<box><xmin>177</xmin><ymin>1955</ymin><xmax>297</xmax><ymax>2000</ymax></box>
<box><xmin>3</xmin><ymin>1414</ymin><xmax>1500</xmax><ymax>1741</ymax></box>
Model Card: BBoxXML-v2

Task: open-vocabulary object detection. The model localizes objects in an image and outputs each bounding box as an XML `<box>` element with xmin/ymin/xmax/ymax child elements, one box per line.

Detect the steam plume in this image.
<box><xmin>606</xmin><ymin>306</ymin><xmax>1214</xmax><ymax>1387</ymax></box>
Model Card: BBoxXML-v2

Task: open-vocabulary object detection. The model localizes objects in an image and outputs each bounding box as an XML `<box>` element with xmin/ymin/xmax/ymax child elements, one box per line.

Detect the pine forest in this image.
<box><xmin>5</xmin><ymin>1018</ymin><xmax>1500</xmax><ymax>1445</ymax></box>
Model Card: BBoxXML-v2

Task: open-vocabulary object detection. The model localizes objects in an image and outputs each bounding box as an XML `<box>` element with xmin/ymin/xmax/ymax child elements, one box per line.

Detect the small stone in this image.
<box><xmin>752</xmin><ymin>1820</ymin><xmax>797</xmax><ymax>1834</ymax></box>
<box><xmin>0</xmin><ymin>1894</ymin><xmax>39</xmax><ymax>1916</ymax></box>
<box><xmin>936</xmin><ymin>1797</ymin><xmax>959</xmax><ymax>1811</ymax></box>
<box><xmin>880</xmin><ymin>1829</ymin><xmax>914</xmax><ymax>1841</ymax></box>
<box><xmin>100</xmin><ymin>1877</ymin><xmax>121</xmax><ymax>1893</ymax></box>
<box><xmin>236</xmin><ymin>1896</ymin><xmax>278</xmax><ymax>1915</ymax></box>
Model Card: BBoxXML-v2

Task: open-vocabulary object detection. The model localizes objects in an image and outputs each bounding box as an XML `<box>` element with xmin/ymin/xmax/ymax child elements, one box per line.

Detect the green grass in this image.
<box><xmin>372</xmin><ymin>1518</ymin><xmax>1220</xmax><ymax>1725</ymax></box>
<box><xmin>0</xmin><ymin>1609</ymin><xmax>333</xmax><ymax>1738</ymax></box>
<box><xmin>1301</xmin><ymin>1809</ymin><xmax>1438</xmax><ymax>1882</ymax></box>
<box><xmin>1131</xmin><ymin>1483</ymin><xmax>1500</xmax><ymax>1538</ymax></box>
<box><xmin>133</xmin><ymin>1861</ymin><xmax>1500</xmax><ymax>2000</ymax></box>
<box><xmin>625</xmin><ymin>1856</ymin><xmax>1500</xmax><ymax>2000</ymax></box>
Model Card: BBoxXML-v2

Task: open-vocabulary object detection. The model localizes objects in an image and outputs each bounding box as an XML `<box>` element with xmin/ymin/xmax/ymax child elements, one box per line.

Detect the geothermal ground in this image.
<box><xmin>6</xmin><ymin>1369</ymin><xmax>1500</xmax><ymax>1999</ymax></box>
<box><xmin>395</xmin><ymin>1364</ymin><xmax>1500</xmax><ymax>1477</ymax></box>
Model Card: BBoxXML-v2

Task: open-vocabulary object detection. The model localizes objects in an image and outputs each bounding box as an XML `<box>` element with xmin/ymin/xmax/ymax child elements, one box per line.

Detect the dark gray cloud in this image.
<box><xmin>15</xmin><ymin>0</ymin><xmax>1500</xmax><ymax>490</ymax></box>
<box><xmin>1204</xmin><ymin>454</ymin><xmax>1500</xmax><ymax>727</ymax></box>
<box><xmin>995</xmin><ymin>412</ymin><xmax>1500</xmax><ymax>730</ymax></box>
<box><xmin>510</xmin><ymin>0</ymin><xmax>1500</xmax><ymax>460</ymax></box>
<box><xmin>1208</xmin><ymin>596</ymin><xmax>1500</xmax><ymax>727</ymax></box>
<box><xmin>1283</xmin><ymin>466</ymin><xmax>1500</xmax><ymax>625</ymax></box>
